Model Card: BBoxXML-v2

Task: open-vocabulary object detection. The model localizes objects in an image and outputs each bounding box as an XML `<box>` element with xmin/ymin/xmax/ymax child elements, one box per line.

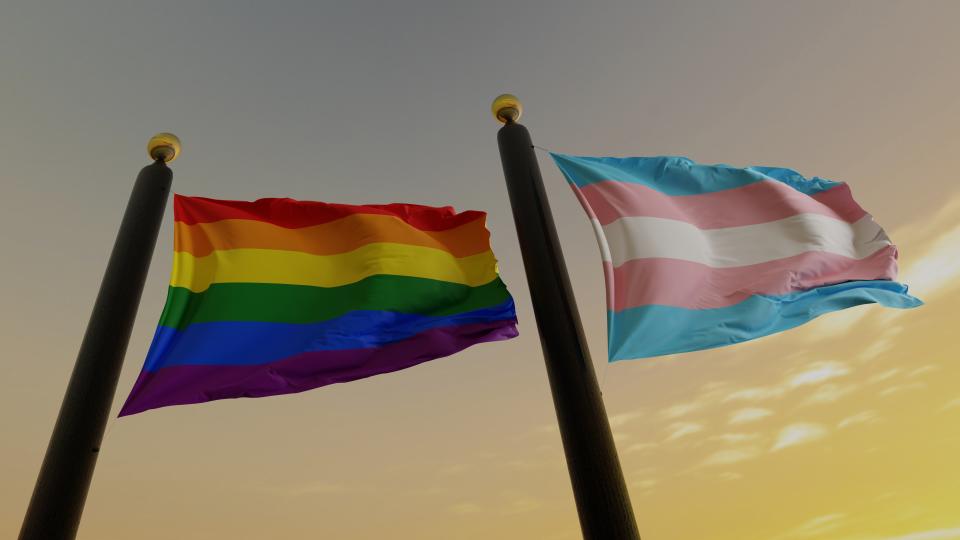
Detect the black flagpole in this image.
<box><xmin>19</xmin><ymin>133</ymin><xmax>179</xmax><ymax>540</ymax></box>
<box><xmin>493</xmin><ymin>95</ymin><xmax>640</xmax><ymax>540</ymax></box>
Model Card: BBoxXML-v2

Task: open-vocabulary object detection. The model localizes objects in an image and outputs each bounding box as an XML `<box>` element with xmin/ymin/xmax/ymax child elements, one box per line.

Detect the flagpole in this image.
<box><xmin>19</xmin><ymin>134</ymin><xmax>179</xmax><ymax>540</ymax></box>
<box><xmin>492</xmin><ymin>96</ymin><xmax>640</xmax><ymax>540</ymax></box>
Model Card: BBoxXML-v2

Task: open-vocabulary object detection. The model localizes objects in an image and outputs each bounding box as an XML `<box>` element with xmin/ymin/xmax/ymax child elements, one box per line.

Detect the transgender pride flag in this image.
<box><xmin>551</xmin><ymin>153</ymin><xmax>921</xmax><ymax>360</ymax></box>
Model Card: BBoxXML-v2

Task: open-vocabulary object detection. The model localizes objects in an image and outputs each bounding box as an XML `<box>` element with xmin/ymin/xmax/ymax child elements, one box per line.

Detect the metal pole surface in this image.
<box><xmin>494</xmin><ymin>98</ymin><xmax>640</xmax><ymax>540</ymax></box>
<box><xmin>20</xmin><ymin>146</ymin><xmax>174</xmax><ymax>540</ymax></box>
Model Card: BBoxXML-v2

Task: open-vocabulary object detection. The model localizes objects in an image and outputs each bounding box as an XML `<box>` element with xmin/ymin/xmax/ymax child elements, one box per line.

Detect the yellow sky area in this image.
<box><xmin>60</xmin><ymin>195</ymin><xmax>960</xmax><ymax>540</ymax></box>
<box><xmin>252</xmin><ymin>194</ymin><xmax>960</xmax><ymax>540</ymax></box>
<box><xmin>7</xmin><ymin>195</ymin><xmax>955</xmax><ymax>540</ymax></box>
<box><xmin>590</xmin><ymin>195</ymin><xmax>960</xmax><ymax>540</ymax></box>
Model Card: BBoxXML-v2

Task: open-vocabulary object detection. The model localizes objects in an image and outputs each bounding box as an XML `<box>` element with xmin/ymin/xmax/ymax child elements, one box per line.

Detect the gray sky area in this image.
<box><xmin>2</xmin><ymin>2</ymin><xmax>959</xmax><ymax>539</ymax></box>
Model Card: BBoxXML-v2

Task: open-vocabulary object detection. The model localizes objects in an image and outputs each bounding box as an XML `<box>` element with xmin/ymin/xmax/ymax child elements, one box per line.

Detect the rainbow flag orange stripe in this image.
<box><xmin>119</xmin><ymin>195</ymin><xmax>518</xmax><ymax>416</ymax></box>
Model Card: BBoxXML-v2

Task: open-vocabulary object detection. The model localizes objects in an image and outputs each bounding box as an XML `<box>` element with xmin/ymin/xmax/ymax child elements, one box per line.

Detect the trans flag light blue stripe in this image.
<box><xmin>608</xmin><ymin>281</ymin><xmax>922</xmax><ymax>360</ymax></box>
<box><xmin>551</xmin><ymin>153</ymin><xmax>842</xmax><ymax>195</ymax></box>
<box><xmin>144</xmin><ymin>299</ymin><xmax>517</xmax><ymax>370</ymax></box>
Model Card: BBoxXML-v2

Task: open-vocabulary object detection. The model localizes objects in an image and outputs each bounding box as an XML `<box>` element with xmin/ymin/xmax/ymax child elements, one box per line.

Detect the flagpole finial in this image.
<box><xmin>147</xmin><ymin>132</ymin><xmax>181</xmax><ymax>163</ymax></box>
<box><xmin>492</xmin><ymin>94</ymin><xmax>522</xmax><ymax>124</ymax></box>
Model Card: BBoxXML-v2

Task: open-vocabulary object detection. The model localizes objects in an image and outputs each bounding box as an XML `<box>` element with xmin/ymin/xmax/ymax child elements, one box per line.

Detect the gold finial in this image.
<box><xmin>147</xmin><ymin>132</ymin><xmax>181</xmax><ymax>163</ymax></box>
<box><xmin>492</xmin><ymin>94</ymin><xmax>522</xmax><ymax>124</ymax></box>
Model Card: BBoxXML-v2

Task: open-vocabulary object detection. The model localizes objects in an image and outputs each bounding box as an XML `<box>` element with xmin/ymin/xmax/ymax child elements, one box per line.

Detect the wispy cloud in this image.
<box><xmin>771</xmin><ymin>423</ymin><xmax>828</xmax><ymax>451</ymax></box>
<box><xmin>876</xmin><ymin>527</ymin><xmax>960</xmax><ymax>540</ymax></box>
<box><xmin>729</xmin><ymin>407</ymin><xmax>773</xmax><ymax>425</ymax></box>
<box><xmin>724</xmin><ymin>386</ymin><xmax>785</xmax><ymax>402</ymax></box>
<box><xmin>631</xmin><ymin>478</ymin><xmax>658</xmax><ymax>491</ymax></box>
<box><xmin>858</xmin><ymin>335</ymin><xmax>898</xmax><ymax>362</ymax></box>
<box><xmin>722</xmin><ymin>362</ymin><xmax>853</xmax><ymax>407</ymax></box>
<box><xmin>665</xmin><ymin>422</ymin><xmax>704</xmax><ymax>441</ymax></box>
<box><xmin>534</xmin><ymin>423</ymin><xmax>558</xmax><ymax>435</ymax></box>
<box><xmin>803</xmin><ymin>383</ymin><xmax>859</xmax><ymax>405</ymax></box>
<box><xmin>869</xmin><ymin>368</ymin><xmax>901</xmax><ymax>384</ymax></box>
<box><xmin>899</xmin><ymin>219</ymin><xmax>960</xmax><ymax>299</ymax></box>
<box><xmin>449</xmin><ymin>502</ymin><xmax>483</xmax><ymax>515</ymax></box>
<box><xmin>281</xmin><ymin>482</ymin><xmax>374</xmax><ymax>497</ymax></box>
<box><xmin>701</xmin><ymin>446</ymin><xmax>762</xmax><ymax>467</ymax></box>
<box><xmin>909</xmin><ymin>365</ymin><xmax>940</xmax><ymax>378</ymax></box>
<box><xmin>711</xmin><ymin>433</ymin><xmax>761</xmax><ymax>444</ymax></box>
<box><xmin>942</xmin><ymin>398</ymin><xmax>960</xmax><ymax>412</ymax></box>
<box><xmin>626</xmin><ymin>442</ymin><xmax>657</xmax><ymax>453</ymax></box>
<box><xmin>609</xmin><ymin>409</ymin><xmax>646</xmax><ymax>428</ymax></box>
<box><xmin>438</xmin><ymin>463</ymin><xmax>471</xmax><ymax>476</ymax></box>
<box><xmin>879</xmin><ymin>382</ymin><xmax>927</xmax><ymax>397</ymax></box>
<box><xmin>788</xmin><ymin>361</ymin><xmax>851</xmax><ymax>388</ymax></box>
<box><xmin>777</xmin><ymin>513</ymin><xmax>845</xmax><ymax>538</ymax></box>
<box><xmin>893</xmin><ymin>195</ymin><xmax>960</xmax><ymax>299</ymax></box>
<box><xmin>807</xmin><ymin>303</ymin><xmax>871</xmax><ymax>339</ymax></box>
<box><xmin>837</xmin><ymin>410</ymin><xmax>880</xmax><ymax>429</ymax></box>
<box><xmin>659</xmin><ymin>402</ymin><xmax>702</xmax><ymax>419</ymax></box>
<box><xmin>500</xmin><ymin>493</ymin><xmax>542</xmax><ymax>515</ymax></box>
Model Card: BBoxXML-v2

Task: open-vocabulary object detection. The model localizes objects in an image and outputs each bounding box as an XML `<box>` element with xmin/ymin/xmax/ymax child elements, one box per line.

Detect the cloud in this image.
<box><xmin>626</xmin><ymin>442</ymin><xmax>657</xmax><ymax>453</ymax></box>
<box><xmin>659</xmin><ymin>402</ymin><xmax>702</xmax><ymax>419</ymax></box>
<box><xmin>280</xmin><ymin>482</ymin><xmax>386</xmax><ymax>497</ymax></box>
<box><xmin>534</xmin><ymin>423</ymin><xmax>558</xmax><ymax>434</ymax></box>
<box><xmin>722</xmin><ymin>362</ymin><xmax>853</xmax><ymax>407</ymax></box>
<box><xmin>504</xmin><ymin>459</ymin><xmax>551</xmax><ymax>471</ymax></box>
<box><xmin>807</xmin><ymin>304</ymin><xmax>873</xmax><ymax>339</ymax></box>
<box><xmin>942</xmin><ymin>398</ymin><xmax>960</xmax><ymax>412</ymax></box>
<box><xmin>449</xmin><ymin>502</ymin><xmax>483</xmax><ymax>515</ymax></box>
<box><xmin>439</xmin><ymin>463</ymin><xmax>471</xmax><ymax>476</ymax></box>
<box><xmin>898</xmin><ymin>220</ymin><xmax>960</xmax><ymax>298</ymax></box>
<box><xmin>893</xmin><ymin>195</ymin><xmax>960</xmax><ymax>298</ymax></box>
<box><xmin>868</xmin><ymin>369</ymin><xmax>901</xmax><ymax>384</ymax></box>
<box><xmin>724</xmin><ymin>386</ymin><xmax>785</xmax><ymax>402</ymax></box>
<box><xmin>858</xmin><ymin>336</ymin><xmax>898</xmax><ymax>362</ymax></box>
<box><xmin>879</xmin><ymin>382</ymin><xmax>927</xmax><ymax>397</ymax></box>
<box><xmin>909</xmin><ymin>365</ymin><xmax>940</xmax><ymax>378</ymax></box>
<box><xmin>729</xmin><ymin>408</ymin><xmax>773</xmax><ymax>425</ymax></box>
<box><xmin>803</xmin><ymin>383</ymin><xmax>859</xmax><ymax>405</ymax></box>
<box><xmin>711</xmin><ymin>433</ymin><xmax>761</xmax><ymax>444</ymax></box>
<box><xmin>788</xmin><ymin>361</ymin><xmax>851</xmax><ymax>388</ymax></box>
<box><xmin>701</xmin><ymin>447</ymin><xmax>762</xmax><ymax>467</ymax></box>
<box><xmin>778</xmin><ymin>513</ymin><xmax>845</xmax><ymax>538</ymax></box>
<box><xmin>771</xmin><ymin>423</ymin><xmax>828</xmax><ymax>451</ymax></box>
<box><xmin>500</xmin><ymin>494</ymin><xmax>542</xmax><ymax>515</ymax></box>
<box><xmin>665</xmin><ymin>422</ymin><xmax>704</xmax><ymax>441</ymax></box>
<box><xmin>631</xmin><ymin>479</ymin><xmax>658</xmax><ymax>490</ymax></box>
<box><xmin>877</xmin><ymin>527</ymin><xmax>960</xmax><ymax>540</ymax></box>
<box><xmin>837</xmin><ymin>410</ymin><xmax>879</xmax><ymax>429</ymax></box>
<box><xmin>609</xmin><ymin>409</ymin><xmax>646</xmax><ymax>428</ymax></box>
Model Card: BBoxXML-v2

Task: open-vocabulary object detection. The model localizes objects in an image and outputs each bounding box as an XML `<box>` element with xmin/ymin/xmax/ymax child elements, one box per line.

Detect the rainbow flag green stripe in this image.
<box><xmin>119</xmin><ymin>195</ymin><xmax>519</xmax><ymax>416</ymax></box>
<box><xmin>158</xmin><ymin>276</ymin><xmax>512</xmax><ymax>330</ymax></box>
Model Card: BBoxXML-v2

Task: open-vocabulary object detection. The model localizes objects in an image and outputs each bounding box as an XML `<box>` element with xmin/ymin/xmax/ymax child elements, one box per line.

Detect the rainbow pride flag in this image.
<box><xmin>551</xmin><ymin>153</ymin><xmax>921</xmax><ymax>360</ymax></box>
<box><xmin>119</xmin><ymin>196</ymin><xmax>518</xmax><ymax>416</ymax></box>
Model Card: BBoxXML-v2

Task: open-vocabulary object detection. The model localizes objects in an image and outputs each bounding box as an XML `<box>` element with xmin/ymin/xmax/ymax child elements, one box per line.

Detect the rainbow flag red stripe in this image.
<box><xmin>119</xmin><ymin>195</ymin><xmax>518</xmax><ymax>416</ymax></box>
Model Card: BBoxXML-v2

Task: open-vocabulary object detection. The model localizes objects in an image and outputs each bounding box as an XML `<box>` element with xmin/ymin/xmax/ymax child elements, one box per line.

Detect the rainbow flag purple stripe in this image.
<box><xmin>119</xmin><ymin>195</ymin><xmax>518</xmax><ymax>416</ymax></box>
<box><xmin>551</xmin><ymin>153</ymin><xmax>921</xmax><ymax>360</ymax></box>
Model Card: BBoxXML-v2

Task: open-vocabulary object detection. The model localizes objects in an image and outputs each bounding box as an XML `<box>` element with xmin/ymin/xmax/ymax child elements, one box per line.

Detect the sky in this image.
<box><xmin>2</xmin><ymin>1</ymin><xmax>959</xmax><ymax>539</ymax></box>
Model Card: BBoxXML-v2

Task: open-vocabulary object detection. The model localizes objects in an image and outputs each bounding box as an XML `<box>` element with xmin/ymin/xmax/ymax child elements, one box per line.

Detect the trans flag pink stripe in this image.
<box><xmin>578</xmin><ymin>179</ymin><xmax>868</xmax><ymax>228</ymax></box>
<box><xmin>607</xmin><ymin>246</ymin><xmax>899</xmax><ymax>310</ymax></box>
<box><xmin>551</xmin><ymin>152</ymin><xmax>921</xmax><ymax>360</ymax></box>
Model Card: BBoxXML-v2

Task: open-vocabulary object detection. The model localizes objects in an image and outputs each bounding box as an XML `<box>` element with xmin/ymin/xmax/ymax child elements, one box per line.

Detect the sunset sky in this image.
<box><xmin>2</xmin><ymin>2</ymin><xmax>958</xmax><ymax>539</ymax></box>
